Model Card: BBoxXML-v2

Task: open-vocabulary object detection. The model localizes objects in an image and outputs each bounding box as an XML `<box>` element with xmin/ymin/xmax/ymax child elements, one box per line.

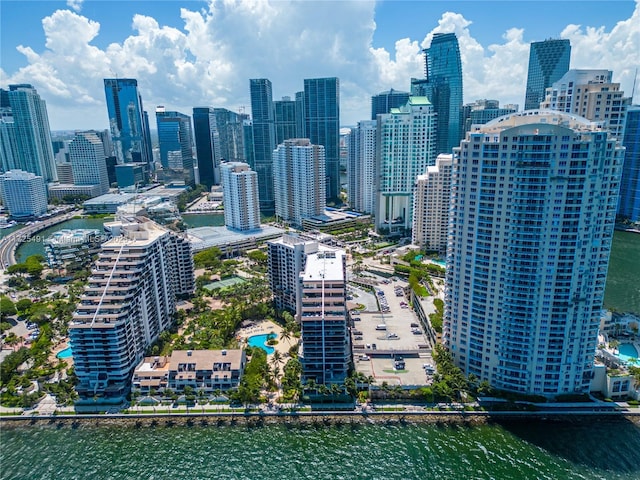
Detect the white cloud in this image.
<box><xmin>66</xmin><ymin>0</ymin><xmax>83</xmax><ymax>13</ymax></box>
<box><xmin>0</xmin><ymin>0</ymin><xmax>638</xmax><ymax>130</ymax></box>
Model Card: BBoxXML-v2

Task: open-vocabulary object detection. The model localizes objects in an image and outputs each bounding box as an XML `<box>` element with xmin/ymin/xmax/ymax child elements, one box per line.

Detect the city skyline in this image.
<box><xmin>1</xmin><ymin>1</ymin><xmax>638</xmax><ymax>130</ymax></box>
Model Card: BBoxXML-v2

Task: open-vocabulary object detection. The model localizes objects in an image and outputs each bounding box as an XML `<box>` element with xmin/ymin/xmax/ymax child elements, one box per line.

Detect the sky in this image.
<box><xmin>1</xmin><ymin>0</ymin><xmax>639</xmax><ymax>130</ymax></box>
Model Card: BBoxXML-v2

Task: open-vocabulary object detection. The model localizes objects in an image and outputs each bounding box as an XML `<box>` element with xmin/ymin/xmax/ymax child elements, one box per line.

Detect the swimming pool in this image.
<box><xmin>617</xmin><ymin>343</ymin><xmax>639</xmax><ymax>365</ymax></box>
<box><xmin>248</xmin><ymin>333</ymin><xmax>276</xmax><ymax>354</ymax></box>
<box><xmin>56</xmin><ymin>346</ymin><xmax>73</xmax><ymax>359</ymax></box>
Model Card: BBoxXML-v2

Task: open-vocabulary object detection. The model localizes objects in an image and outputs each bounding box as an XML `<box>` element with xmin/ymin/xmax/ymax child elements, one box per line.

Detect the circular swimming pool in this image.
<box><xmin>247</xmin><ymin>333</ymin><xmax>276</xmax><ymax>354</ymax></box>
<box><xmin>617</xmin><ymin>343</ymin><xmax>639</xmax><ymax>365</ymax></box>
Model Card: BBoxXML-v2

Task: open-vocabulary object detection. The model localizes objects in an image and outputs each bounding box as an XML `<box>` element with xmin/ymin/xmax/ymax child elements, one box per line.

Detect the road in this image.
<box><xmin>0</xmin><ymin>209</ymin><xmax>82</xmax><ymax>271</ymax></box>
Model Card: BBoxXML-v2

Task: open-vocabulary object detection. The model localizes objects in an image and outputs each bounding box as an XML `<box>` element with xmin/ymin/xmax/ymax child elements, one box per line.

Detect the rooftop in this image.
<box><xmin>302</xmin><ymin>249</ymin><xmax>345</xmax><ymax>282</ymax></box>
<box><xmin>187</xmin><ymin>225</ymin><xmax>285</xmax><ymax>251</ymax></box>
<box><xmin>169</xmin><ymin>349</ymin><xmax>244</xmax><ymax>370</ymax></box>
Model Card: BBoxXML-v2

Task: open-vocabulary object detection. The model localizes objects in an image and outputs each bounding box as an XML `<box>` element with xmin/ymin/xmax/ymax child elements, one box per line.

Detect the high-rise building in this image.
<box><xmin>0</xmin><ymin>106</ymin><xmax>18</xmax><ymax>173</ymax></box>
<box><xmin>214</xmin><ymin>108</ymin><xmax>247</xmax><ymax>163</ymax></box>
<box><xmin>68</xmin><ymin>131</ymin><xmax>109</xmax><ymax>195</ymax></box>
<box><xmin>524</xmin><ymin>39</ymin><xmax>571</xmax><ymax>111</ymax></box>
<box><xmin>295</xmin><ymin>91</ymin><xmax>305</xmax><ymax>138</ymax></box>
<box><xmin>444</xmin><ymin>111</ymin><xmax>624</xmax><ymax>397</ymax></box>
<box><xmin>412</xmin><ymin>153</ymin><xmax>453</xmax><ymax>253</ymax></box>
<box><xmin>220</xmin><ymin>162</ymin><xmax>260</xmax><ymax>231</ymax></box>
<box><xmin>299</xmin><ymin>249</ymin><xmax>349</xmax><ymax>384</ymax></box>
<box><xmin>411</xmin><ymin>34</ymin><xmax>463</xmax><ymax>155</ymax></box>
<box><xmin>371</xmin><ymin>89</ymin><xmax>410</xmax><ymax>119</ymax></box>
<box><xmin>376</xmin><ymin>97</ymin><xmax>437</xmax><ymax>234</ymax></box>
<box><xmin>463</xmin><ymin>99</ymin><xmax>518</xmax><ymax>133</ymax></box>
<box><xmin>273</xmin><ymin>139</ymin><xmax>326</xmax><ymax>227</ymax></box>
<box><xmin>6</xmin><ymin>84</ymin><xmax>56</xmax><ymax>182</ymax></box>
<box><xmin>267</xmin><ymin>233</ymin><xmax>322</xmax><ymax>313</ymax></box>
<box><xmin>274</xmin><ymin>96</ymin><xmax>298</xmax><ymax>145</ymax></box>
<box><xmin>618</xmin><ymin>105</ymin><xmax>640</xmax><ymax>222</ymax></box>
<box><xmin>303</xmin><ymin>77</ymin><xmax>340</xmax><ymax>202</ymax></box>
<box><xmin>250</xmin><ymin>79</ymin><xmax>276</xmax><ymax>214</ymax></box>
<box><xmin>156</xmin><ymin>107</ymin><xmax>195</xmax><ymax>186</ymax></box>
<box><xmin>70</xmin><ymin>219</ymin><xmax>194</xmax><ymax>402</ymax></box>
<box><xmin>540</xmin><ymin>69</ymin><xmax>631</xmax><ymax>140</ymax></box>
<box><xmin>0</xmin><ymin>169</ymin><xmax>48</xmax><ymax>218</ymax></box>
<box><xmin>348</xmin><ymin>120</ymin><xmax>376</xmax><ymax>213</ymax></box>
<box><xmin>104</xmin><ymin>78</ymin><xmax>152</xmax><ymax>166</ymax></box>
<box><xmin>193</xmin><ymin>107</ymin><xmax>222</xmax><ymax>187</ymax></box>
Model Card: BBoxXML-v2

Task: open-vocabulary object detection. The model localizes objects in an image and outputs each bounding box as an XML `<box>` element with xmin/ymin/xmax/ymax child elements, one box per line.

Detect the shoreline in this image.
<box><xmin>2</xmin><ymin>409</ymin><xmax>639</xmax><ymax>430</ymax></box>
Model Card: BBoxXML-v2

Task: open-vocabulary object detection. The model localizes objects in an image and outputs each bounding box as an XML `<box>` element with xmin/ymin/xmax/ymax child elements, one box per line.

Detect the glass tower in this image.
<box><xmin>274</xmin><ymin>97</ymin><xmax>299</xmax><ymax>145</ymax></box>
<box><xmin>104</xmin><ymin>78</ymin><xmax>152</xmax><ymax>166</ymax></box>
<box><xmin>618</xmin><ymin>105</ymin><xmax>640</xmax><ymax>222</ymax></box>
<box><xmin>193</xmin><ymin>107</ymin><xmax>221</xmax><ymax>187</ymax></box>
<box><xmin>6</xmin><ymin>84</ymin><xmax>57</xmax><ymax>182</ymax></box>
<box><xmin>420</xmin><ymin>33</ymin><xmax>464</xmax><ymax>155</ymax></box>
<box><xmin>156</xmin><ymin>108</ymin><xmax>195</xmax><ymax>185</ymax></box>
<box><xmin>524</xmin><ymin>39</ymin><xmax>571</xmax><ymax>110</ymax></box>
<box><xmin>304</xmin><ymin>77</ymin><xmax>340</xmax><ymax>202</ymax></box>
<box><xmin>250</xmin><ymin>78</ymin><xmax>276</xmax><ymax>215</ymax></box>
<box><xmin>371</xmin><ymin>89</ymin><xmax>410</xmax><ymax>120</ymax></box>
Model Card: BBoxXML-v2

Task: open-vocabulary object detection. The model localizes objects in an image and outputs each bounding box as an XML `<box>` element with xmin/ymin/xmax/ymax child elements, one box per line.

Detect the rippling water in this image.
<box><xmin>2</xmin><ymin>419</ymin><xmax>640</xmax><ymax>479</ymax></box>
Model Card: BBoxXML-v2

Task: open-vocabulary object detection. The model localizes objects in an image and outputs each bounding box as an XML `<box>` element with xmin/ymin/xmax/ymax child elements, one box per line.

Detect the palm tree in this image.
<box><xmin>280</xmin><ymin>329</ymin><xmax>292</xmax><ymax>345</ymax></box>
<box><xmin>271</xmin><ymin>350</ymin><xmax>282</xmax><ymax>369</ymax></box>
<box><xmin>330</xmin><ymin>383</ymin><xmax>342</xmax><ymax>407</ymax></box>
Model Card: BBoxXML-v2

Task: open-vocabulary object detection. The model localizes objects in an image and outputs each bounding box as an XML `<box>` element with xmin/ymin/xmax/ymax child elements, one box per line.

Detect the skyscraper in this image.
<box><xmin>524</xmin><ymin>39</ymin><xmax>571</xmax><ymax>111</ymax></box>
<box><xmin>376</xmin><ymin>97</ymin><xmax>437</xmax><ymax>234</ymax></box>
<box><xmin>193</xmin><ymin>107</ymin><xmax>222</xmax><ymax>187</ymax></box>
<box><xmin>104</xmin><ymin>78</ymin><xmax>152</xmax><ymax>166</ymax></box>
<box><xmin>539</xmin><ymin>69</ymin><xmax>630</xmax><ymax>139</ymax></box>
<box><xmin>348</xmin><ymin>120</ymin><xmax>376</xmax><ymax>214</ymax></box>
<box><xmin>156</xmin><ymin>107</ymin><xmax>195</xmax><ymax>185</ymax></box>
<box><xmin>412</xmin><ymin>153</ymin><xmax>453</xmax><ymax>253</ymax></box>
<box><xmin>371</xmin><ymin>89</ymin><xmax>410</xmax><ymax>119</ymax></box>
<box><xmin>250</xmin><ymin>79</ymin><xmax>276</xmax><ymax>214</ymax></box>
<box><xmin>412</xmin><ymin>34</ymin><xmax>464</xmax><ymax>155</ymax></box>
<box><xmin>304</xmin><ymin>77</ymin><xmax>340</xmax><ymax>202</ymax></box>
<box><xmin>274</xmin><ymin>96</ymin><xmax>299</xmax><ymax>145</ymax></box>
<box><xmin>70</xmin><ymin>219</ymin><xmax>194</xmax><ymax>403</ymax></box>
<box><xmin>462</xmin><ymin>99</ymin><xmax>518</xmax><ymax>133</ymax></box>
<box><xmin>618</xmin><ymin>105</ymin><xmax>640</xmax><ymax>222</ymax></box>
<box><xmin>444</xmin><ymin>111</ymin><xmax>624</xmax><ymax>397</ymax></box>
<box><xmin>0</xmin><ymin>169</ymin><xmax>48</xmax><ymax>218</ymax></box>
<box><xmin>68</xmin><ymin>131</ymin><xmax>109</xmax><ymax>195</ymax></box>
<box><xmin>214</xmin><ymin>108</ymin><xmax>247</xmax><ymax>163</ymax></box>
<box><xmin>220</xmin><ymin>162</ymin><xmax>260</xmax><ymax>231</ymax></box>
<box><xmin>273</xmin><ymin>138</ymin><xmax>326</xmax><ymax>227</ymax></box>
<box><xmin>6</xmin><ymin>84</ymin><xmax>57</xmax><ymax>182</ymax></box>
<box><xmin>299</xmin><ymin>249</ymin><xmax>349</xmax><ymax>385</ymax></box>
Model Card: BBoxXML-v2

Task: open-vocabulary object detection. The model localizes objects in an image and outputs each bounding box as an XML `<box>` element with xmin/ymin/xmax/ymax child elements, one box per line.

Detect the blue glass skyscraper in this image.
<box><xmin>193</xmin><ymin>107</ymin><xmax>221</xmax><ymax>187</ymax></box>
<box><xmin>104</xmin><ymin>78</ymin><xmax>152</xmax><ymax>166</ymax></box>
<box><xmin>524</xmin><ymin>39</ymin><xmax>571</xmax><ymax>110</ymax></box>
<box><xmin>416</xmin><ymin>33</ymin><xmax>464</xmax><ymax>156</ymax></box>
<box><xmin>156</xmin><ymin>107</ymin><xmax>194</xmax><ymax>185</ymax></box>
<box><xmin>274</xmin><ymin>97</ymin><xmax>299</xmax><ymax>145</ymax></box>
<box><xmin>304</xmin><ymin>77</ymin><xmax>340</xmax><ymax>202</ymax></box>
<box><xmin>250</xmin><ymin>78</ymin><xmax>276</xmax><ymax>215</ymax></box>
<box><xmin>371</xmin><ymin>89</ymin><xmax>410</xmax><ymax>119</ymax></box>
<box><xmin>618</xmin><ymin>105</ymin><xmax>640</xmax><ymax>222</ymax></box>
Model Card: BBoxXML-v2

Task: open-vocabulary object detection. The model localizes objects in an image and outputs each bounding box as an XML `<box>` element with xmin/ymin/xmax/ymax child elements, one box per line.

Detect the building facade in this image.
<box><xmin>69</xmin><ymin>220</ymin><xmax>194</xmax><ymax>403</ymax></box>
<box><xmin>214</xmin><ymin>108</ymin><xmax>247</xmax><ymax>164</ymax></box>
<box><xmin>104</xmin><ymin>78</ymin><xmax>152</xmax><ymax>166</ymax></box>
<box><xmin>348</xmin><ymin>120</ymin><xmax>376</xmax><ymax>214</ymax></box>
<box><xmin>540</xmin><ymin>69</ymin><xmax>631</xmax><ymax>140</ymax></box>
<box><xmin>463</xmin><ymin>99</ymin><xmax>518</xmax><ymax>133</ymax></box>
<box><xmin>274</xmin><ymin>97</ymin><xmax>299</xmax><ymax>145</ymax></box>
<box><xmin>5</xmin><ymin>84</ymin><xmax>56</xmax><ymax>182</ymax></box>
<box><xmin>273</xmin><ymin>139</ymin><xmax>326</xmax><ymax>227</ymax></box>
<box><xmin>220</xmin><ymin>162</ymin><xmax>260</xmax><ymax>231</ymax></box>
<box><xmin>193</xmin><ymin>107</ymin><xmax>222</xmax><ymax>187</ymax></box>
<box><xmin>376</xmin><ymin>97</ymin><xmax>437</xmax><ymax>234</ymax></box>
<box><xmin>267</xmin><ymin>233</ymin><xmax>322</xmax><ymax>313</ymax></box>
<box><xmin>44</xmin><ymin>229</ymin><xmax>103</xmax><ymax>270</ymax></box>
<box><xmin>156</xmin><ymin>107</ymin><xmax>195</xmax><ymax>186</ymax></box>
<box><xmin>444</xmin><ymin>111</ymin><xmax>624</xmax><ymax>397</ymax></box>
<box><xmin>303</xmin><ymin>77</ymin><xmax>340</xmax><ymax>202</ymax></box>
<box><xmin>371</xmin><ymin>89</ymin><xmax>410</xmax><ymax>120</ymax></box>
<box><xmin>412</xmin><ymin>153</ymin><xmax>454</xmax><ymax>253</ymax></box>
<box><xmin>618</xmin><ymin>105</ymin><xmax>640</xmax><ymax>222</ymax></box>
<box><xmin>299</xmin><ymin>249</ymin><xmax>349</xmax><ymax>385</ymax></box>
<box><xmin>0</xmin><ymin>169</ymin><xmax>47</xmax><ymax>218</ymax></box>
<box><xmin>249</xmin><ymin>79</ymin><xmax>277</xmax><ymax>215</ymax></box>
<box><xmin>524</xmin><ymin>39</ymin><xmax>571</xmax><ymax>111</ymax></box>
<box><xmin>68</xmin><ymin>131</ymin><xmax>110</xmax><ymax>195</ymax></box>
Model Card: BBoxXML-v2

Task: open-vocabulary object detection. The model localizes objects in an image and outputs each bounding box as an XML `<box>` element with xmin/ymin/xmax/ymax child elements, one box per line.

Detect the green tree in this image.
<box><xmin>15</xmin><ymin>298</ymin><xmax>32</xmax><ymax>315</ymax></box>
<box><xmin>0</xmin><ymin>296</ymin><xmax>17</xmax><ymax>318</ymax></box>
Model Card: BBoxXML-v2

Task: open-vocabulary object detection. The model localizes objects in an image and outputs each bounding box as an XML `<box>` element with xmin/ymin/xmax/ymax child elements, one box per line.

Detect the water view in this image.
<box><xmin>2</xmin><ymin>420</ymin><xmax>640</xmax><ymax>480</ymax></box>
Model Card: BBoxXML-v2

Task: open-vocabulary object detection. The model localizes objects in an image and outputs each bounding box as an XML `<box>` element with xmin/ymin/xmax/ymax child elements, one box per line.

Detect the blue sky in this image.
<box><xmin>1</xmin><ymin>0</ymin><xmax>638</xmax><ymax>129</ymax></box>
